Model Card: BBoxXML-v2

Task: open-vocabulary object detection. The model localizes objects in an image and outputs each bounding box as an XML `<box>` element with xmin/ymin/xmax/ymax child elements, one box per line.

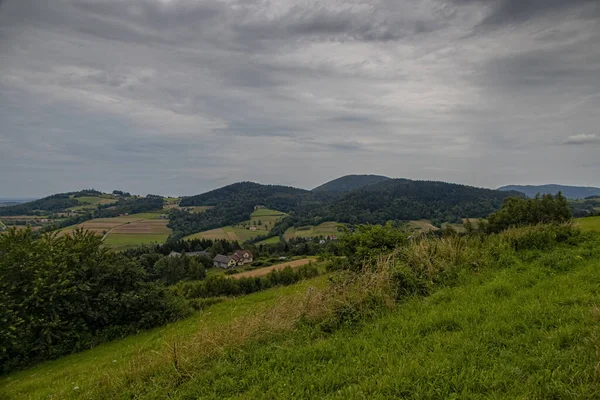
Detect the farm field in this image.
<box><xmin>577</xmin><ymin>216</ymin><xmax>600</xmax><ymax>232</ymax></box>
<box><xmin>67</xmin><ymin>195</ymin><xmax>117</xmax><ymax>211</ymax></box>
<box><xmin>185</xmin><ymin>208</ymin><xmax>287</xmax><ymax>243</ymax></box>
<box><xmin>231</xmin><ymin>258</ymin><xmax>315</xmax><ymax>279</ymax></box>
<box><xmin>283</xmin><ymin>221</ymin><xmax>344</xmax><ymax>240</ymax></box>
<box><xmin>58</xmin><ymin>213</ymin><xmax>171</xmax><ymax>250</ymax></box>
<box><xmin>406</xmin><ymin>219</ymin><xmax>438</xmax><ymax>232</ymax></box>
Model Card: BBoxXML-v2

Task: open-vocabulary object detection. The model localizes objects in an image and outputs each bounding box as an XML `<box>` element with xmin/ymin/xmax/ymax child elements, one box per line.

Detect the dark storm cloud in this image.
<box><xmin>0</xmin><ymin>0</ymin><xmax>599</xmax><ymax>196</ymax></box>
<box><xmin>452</xmin><ymin>0</ymin><xmax>599</xmax><ymax>27</ymax></box>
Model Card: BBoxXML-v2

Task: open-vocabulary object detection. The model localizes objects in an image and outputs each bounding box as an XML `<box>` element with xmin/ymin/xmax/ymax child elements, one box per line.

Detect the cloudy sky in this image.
<box><xmin>1</xmin><ymin>0</ymin><xmax>599</xmax><ymax>197</ymax></box>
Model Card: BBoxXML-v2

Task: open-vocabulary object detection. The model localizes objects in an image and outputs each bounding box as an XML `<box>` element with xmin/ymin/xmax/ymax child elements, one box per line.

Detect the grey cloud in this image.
<box><xmin>564</xmin><ymin>134</ymin><xmax>600</xmax><ymax>145</ymax></box>
<box><xmin>451</xmin><ymin>0</ymin><xmax>599</xmax><ymax>28</ymax></box>
<box><xmin>1</xmin><ymin>0</ymin><xmax>599</xmax><ymax>197</ymax></box>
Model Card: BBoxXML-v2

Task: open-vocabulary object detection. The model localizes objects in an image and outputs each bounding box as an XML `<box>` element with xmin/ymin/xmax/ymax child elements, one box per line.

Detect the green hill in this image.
<box><xmin>499</xmin><ymin>184</ymin><xmax>600</xmax><ymax>199</ymax></box>
<box><xmin>2</xmin><ymin>225</ymin><xmax>600</xmax><ymax>399</ymax></box>
<box><xmin>312</xmin><ymin>174</ymin><xmax>390</xmax><ymax>192</ymax></box>
<box><xmin>319</xmin><ymin>179</ymin><xmax>523</xmax><ymax>224</ymax></box>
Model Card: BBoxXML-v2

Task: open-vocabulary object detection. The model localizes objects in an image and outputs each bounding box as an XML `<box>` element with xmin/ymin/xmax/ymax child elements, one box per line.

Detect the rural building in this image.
<box><xmin>254</xmin><ymin>205</ymin><xmax>266</xmax><ymax>210</ymax></box>
<box><xmin>213</xmin><ymin>254</ymin><xmax>237</xmax><ymax>269</ymax></box>
<box><xmin>249</xmin><ymin>226</ymin><xmax>257</xmax><ymax>231</ymax></box>
<box><xmin>168</xmin><ymin>251</ymin><xmax>181</xmax><ymax>258</ymax></box>
<box><xmin>231</xmin><ymin>250</ymin><xmax>253</xmax><ymax>266</ymax></box>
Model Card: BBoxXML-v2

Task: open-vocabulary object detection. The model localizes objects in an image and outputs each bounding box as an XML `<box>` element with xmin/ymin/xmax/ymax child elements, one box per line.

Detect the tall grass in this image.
<box><xmin>2</xmin><ymin>223</ymin><xmax>592</xmax><ymax>399</ymax></box>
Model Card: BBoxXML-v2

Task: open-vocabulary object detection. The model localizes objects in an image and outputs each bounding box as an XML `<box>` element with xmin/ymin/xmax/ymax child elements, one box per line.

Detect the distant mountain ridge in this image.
<box><xmin>312</xmin><ymin>174</ymin><xmax>391</xmax><ymax>192</ymax></box>
<box><xmin>498</xmin><ymin>184</ymin><xmax>600</xmax><ymax>199</ymax></box>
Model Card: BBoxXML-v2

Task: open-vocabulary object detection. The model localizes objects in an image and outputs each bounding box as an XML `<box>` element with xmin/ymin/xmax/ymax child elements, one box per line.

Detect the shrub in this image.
<box><xmin>0</xmin><ymin>228</ymin><xmax>190</xmax><ymax>373</ymax></box>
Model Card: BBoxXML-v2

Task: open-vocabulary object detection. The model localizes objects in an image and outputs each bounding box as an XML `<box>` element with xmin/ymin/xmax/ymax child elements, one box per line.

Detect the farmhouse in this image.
<box><xmin>213</xmin><ymin>250</ymin><xmax>254</xmax><ymax>269</ymax></box>
<box><xmin>231</xmin><ymin>249</ymin><xmax>253</xmax><ymax>265</ymax></box>
<box><xmin>213</xmin><ymin>254</ymin><xmax>236</xmax><ymax>269</ymax></box>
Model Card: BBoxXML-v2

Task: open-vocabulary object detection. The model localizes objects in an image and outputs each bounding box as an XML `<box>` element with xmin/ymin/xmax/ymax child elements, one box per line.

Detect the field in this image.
<box><xmin>67</xmin><ymin>195</ymin><xmax>117</xmax><ymax>211</ymax></box>
<box><xmin>59</xmin><ymin>213</ymin><xmax>171</xmax><ymax>251</ymax></box>
<box><xmin>231</xmin><ymin>258</ymin><xmax>315</xmax><ymax>279</ymax></box>
<box><xmin>3</xmin><ymin>234</ymin><xmax>600</xmax><ymax>399</ymax></box>
<box><xmin>577</xmin><ymin>216</ymin><xmax>600</xmax><ymax>232</ymax></box>
<box><xmin>406</xmin><ymin>219</ymin><xmax>438</xmax><ymax>232</ymax></box>
<box><xmin>283</xmin><ymin>221</ymin><xmax>344</xmax><ymax>240</ymax></box>
<box><xmin>185</xmin><ymin>209</ymin><xmax>287</xmax><ymax>242</ymax></box>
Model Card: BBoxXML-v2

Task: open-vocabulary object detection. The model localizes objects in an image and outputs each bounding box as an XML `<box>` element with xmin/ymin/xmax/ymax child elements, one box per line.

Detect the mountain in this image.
<box><xmin>312</xmin><ymin>174</ymin><xmax>390</xmax><ymax>193</ymax></box>
<box><xmin>498</xmin><ymin>184</ymin><xmax>600</xmax><ymax>199</ymax></box>
<box><xmin>320</xmin><ymin>179</ymin><xmax>523</xmax><ymax>225</ymax></box>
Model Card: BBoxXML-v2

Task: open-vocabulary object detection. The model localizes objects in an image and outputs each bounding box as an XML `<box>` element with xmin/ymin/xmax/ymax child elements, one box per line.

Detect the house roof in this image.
<box><xmin>213</xmin><ymin>254</ymin><xmax>231</xmax><ymax>263</ymax></box>
<box><xmin>168</xmin><ymin>251</ymin><xmax>181</xmax><ymax>257</ymax></box>
<box><xmin>234</xmin><ymin>249</ymin><xmax>253</xmax><ymax>258</ymax></box>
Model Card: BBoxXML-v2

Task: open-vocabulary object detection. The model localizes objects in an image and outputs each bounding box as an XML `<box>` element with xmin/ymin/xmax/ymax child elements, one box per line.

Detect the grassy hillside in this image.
<box><xmin>577</xmin><ymin>216</ymin><xmax>600</xmax><ymax>233</ymax></box>
<box><xmin>184</xmin><ymin>208</ymin><xmax>287</xmax><ymax>243</ymax></box>
<box><xmin>283</xmin><ymin>221</ymin><xmax>345</xmax><ymax>240</ymax></box>
<box><xmin>3</xmin><ymin>227</ymin><xmax>600</xmax><ymax>399</ymax></box>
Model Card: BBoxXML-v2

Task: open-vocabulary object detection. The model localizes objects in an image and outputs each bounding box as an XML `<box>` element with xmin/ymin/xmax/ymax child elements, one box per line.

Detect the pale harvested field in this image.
<box><xmin>111</xmin><ymin>220</ymin><xmax>170</xmax><ymax>234</ymax></box>
<box><xmin>232</xmin><ymin>258</ymin><xmax>315</xmax><ymax>279</ymax></box>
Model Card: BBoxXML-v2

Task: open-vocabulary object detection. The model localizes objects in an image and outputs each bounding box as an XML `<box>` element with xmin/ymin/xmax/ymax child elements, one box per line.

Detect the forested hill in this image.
<box><xmin>318</xmin><ymin>179</ymin><xmax>524</xmax><ymax>225</ymax></box>
<box><xmin>179</xmin><ymin>182</ymin><xmax>318</xmax><ymax>211</ymax></box>
<box><xmin>312</xmin><ymin>174</ymin><xmax>390</xmax><ymax>193</ymax></box>
<box><xmin>171</xmin><ymin>182</ymin><xmax>323</xmax><ymax>238</ymax></box>
<box><xmin>0</xmin><ymin>189</ymin><xmax>102</xmax><ymax>216</ymax></box>
<box><xmin>170</xmin><ymin>179</ymin><xmax>525</xmax><ymax>238</ymax></box>
<box><xmin>499</xmin><ymin>184</ymin><xmax>600</xmax><ymax>199</ymax></box>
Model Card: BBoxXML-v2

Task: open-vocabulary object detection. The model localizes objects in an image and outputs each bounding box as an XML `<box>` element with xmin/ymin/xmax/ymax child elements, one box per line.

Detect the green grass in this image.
<box><xmin>103</xmin><ymin>233</ymin><xmax>169</xmax><ymax>250</ymax></box>
<box><xmin>164</xmin><ymin>251</ymin><xmax>600</xmax><ymax>400</ymax></box>
<box><xmin>5</xmin><ymin>232</ymin><xmax>600</xmax><ymax>399</ymax></box>
<box><xmin>577</xmin><ymin>216</ymin><xmax>600</xmax><ymax>233</ymax></box>
<box><xmin>284</xmin><ymin>221</ymin><xmax>344</xmax><ymax>240</ymax></box>
<box><xmin>257</xmin><ymin>236</ymin><xmax>281</xmax><ymax>245</ymax></box>
<box><xmin>0</xmin><ymin>277</ymin><xmax>328</xmax><ymax>399</ymax></box>
<box><xmin>185</xmin><ymin>209</ymin><xmax>287</xmax><ymax>243</ymax></box>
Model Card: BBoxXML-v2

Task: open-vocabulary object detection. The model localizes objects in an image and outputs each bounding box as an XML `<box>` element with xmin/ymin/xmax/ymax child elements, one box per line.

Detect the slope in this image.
<box><xmin>321</xmin><ymin>179</ymin><xmax>522</xmax><ymax>224</ymax></box>
<box><xmin>499</xmin><ymin>184</ymin><xmax>600</xmax><ymax>199</ymax></box>
<box><xmin>312</xmin><ymin>174</ymin><xmax>390</xmax><ymax>193</ymax></box>
<box><xmin>3</xmin><ymin>231</ymin><xmax>599</xmax><ymax>399</ymax></box>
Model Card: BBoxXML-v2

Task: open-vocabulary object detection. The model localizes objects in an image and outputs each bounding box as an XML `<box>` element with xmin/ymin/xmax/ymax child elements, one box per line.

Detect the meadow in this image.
<box><xmin>3</xmin><ymin>225</ymin><xmax>599</xmax><ymax>399</ymax></box>
<box><xmin>283</xmin><ymin>221</ymin><xmax>344</xmax><ymax>240</ymax></box>
<box><xmin>185</xmin><ymin>208</ymin><xmax>286</xmax><ymax>242</ymax></box>
<box><xmin>577</xmin><ymin>216</ymin><xmax>600</xmax><ymax>232</ymax></box>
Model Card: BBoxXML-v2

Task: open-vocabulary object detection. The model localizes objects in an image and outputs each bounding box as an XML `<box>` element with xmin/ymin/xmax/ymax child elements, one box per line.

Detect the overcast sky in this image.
<box><xmin>1</xmin><ymin>0</ymin><xmax>599</xmax><ymax>197</ymax></box>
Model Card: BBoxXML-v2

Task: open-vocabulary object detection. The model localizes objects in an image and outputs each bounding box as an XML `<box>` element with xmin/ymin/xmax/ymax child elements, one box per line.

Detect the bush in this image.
<box><xmin>0</xmin><ymin>228</ymin><xmax>190</xmax><ymax>373</ymax></box>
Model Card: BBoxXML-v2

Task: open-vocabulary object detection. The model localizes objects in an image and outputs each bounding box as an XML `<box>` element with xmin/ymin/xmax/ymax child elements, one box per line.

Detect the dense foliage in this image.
<box><xmin>316</xmin><ymin>179</ymin><xmax>522</xmax><ymax>225</ymax></box>
<box><xmin>570</xmin><ymin>197</ymin><xmax>600</xmax><ymax>218</ymax></box>
<box><xmin>312</xmin><ymin>174</ymin><xmax>390</xmax><ymax>192</ymax></box>
<box><xmin>171</xmin><ymin>179</ymin><xmax>521</xmax><ymax>239</ymax></box>
<box><xmin>499</xmin><ymin>184</ymin><xmax>600</xmax><ymax>199</ymax></box>
<box><xmin>174</xmin><ymin>264</ymin><xmax>319</xmax><ymax>299</ymax></box>
<box><xmin>486</xmin><ymin>193</ymin><xmax>572</xmax><ymax>233</ymax></box>
<box><xmin>0</xmin><ymin>228</ymin><xmax>190</xmax><ymax>373</ymax></box>
<box><xmin>0</xmin><ymin>190</ymin><xmax>104</xmax><ymax>216</ymax></box>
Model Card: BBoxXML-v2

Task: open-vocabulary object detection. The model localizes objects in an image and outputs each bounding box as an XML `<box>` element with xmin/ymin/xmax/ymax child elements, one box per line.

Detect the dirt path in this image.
<box><xmin>232</xmin><ymin>258</ymin><xmax>316</xmax><ymax>279</ymax></box>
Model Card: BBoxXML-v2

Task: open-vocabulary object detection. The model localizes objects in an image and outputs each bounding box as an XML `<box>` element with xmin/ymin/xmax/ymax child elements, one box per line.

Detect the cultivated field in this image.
<box><xmin>283</xmin><ymin>221</ymin><xmax>344</xmax><ymax>240</ymax></box>
<box><xmin>185</xmin><ymin>209</ymin><xmax>287</xmax><ymax>243</ymax></box>
<box><xmin>231</xmin><ymin>258</ymin><xmax>315</xmax><ymax>279</ymax></box>
<box><xmin>59</xmin><ymin>213</ymin><xmax>171</xmax><ymax>250</ymax></box>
